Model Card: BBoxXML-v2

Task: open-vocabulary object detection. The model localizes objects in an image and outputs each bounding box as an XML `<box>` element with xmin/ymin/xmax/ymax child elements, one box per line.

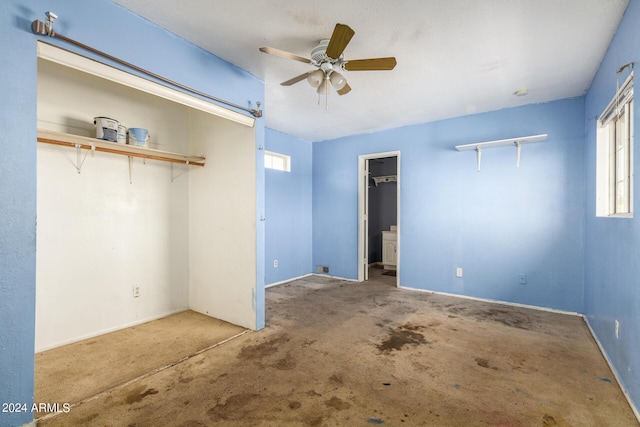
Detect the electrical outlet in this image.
<box><xmin>273</xmin><ymin>260</ymin><xmax>278</xmax><ymax>268</ymax></box>
<box><xmin>615</xmin><ymin>320</ymin><xmax>620</xmax><ymax>339</ymax></box>
<box><xmin>133</xmin><ymin>285</ymin><xmax>140</xmax><ymax>298</ymax></box>
<box><xmin>456</xmin><ymin>268</ymin><xmax>463</xmax><ymax>277</ymax></box>
<box><xmin>316</xmin><ymin>265</ymin><xmax>330</xmax><ymax>273</ymax></box>
<box><xmin>518</xmin><ymin>274</ymin><xmax>527</xmax><ymax>285</ymax></box>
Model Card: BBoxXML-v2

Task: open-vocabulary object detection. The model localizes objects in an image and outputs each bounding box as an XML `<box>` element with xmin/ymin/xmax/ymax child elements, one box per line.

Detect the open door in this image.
<box><xmin>363</xmin><ymin>158</ymin><xmax>370</xmax><ymax>281</ymax></box>
<box><xmin>358</xmin><ymin>151</ymin><xmax>400</xmax><ymax>285</ymax></box>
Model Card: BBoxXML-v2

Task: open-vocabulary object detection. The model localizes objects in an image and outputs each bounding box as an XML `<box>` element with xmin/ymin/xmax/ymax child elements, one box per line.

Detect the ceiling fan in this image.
<box><xmin>259</xmin><ymin>23</ymin><xmax>397</xmax><ymax>96</ymax></box>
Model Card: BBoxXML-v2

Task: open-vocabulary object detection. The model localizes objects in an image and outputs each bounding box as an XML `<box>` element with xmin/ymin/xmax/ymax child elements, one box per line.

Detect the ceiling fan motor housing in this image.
<box><xmin>310</xmin><ymin>39</ymin><xmax>343</xmax><ymax>67</ymax></box>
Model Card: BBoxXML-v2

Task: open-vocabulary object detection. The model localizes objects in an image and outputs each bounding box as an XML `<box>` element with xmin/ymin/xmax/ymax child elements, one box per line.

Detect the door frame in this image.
<box><xmin>357</xmin><ymin>150</ymin><xmax>401</xmax><ymax>286</ymax></box>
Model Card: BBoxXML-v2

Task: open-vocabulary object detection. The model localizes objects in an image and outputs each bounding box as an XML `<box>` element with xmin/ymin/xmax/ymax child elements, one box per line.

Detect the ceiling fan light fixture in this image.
<box><xmin>307</xmin><ymin>69</ymin><xmax>324</xmax><ymax>88</ymax></box>
<box><xmin>329</xmin><ymin>71</ymin><xmax>347</xmax><ymax>91</ymax></box>
<box><xmin>317</xmin><ymin>78</ymin><xmax>331</xmax><ymax>95</ymax></box>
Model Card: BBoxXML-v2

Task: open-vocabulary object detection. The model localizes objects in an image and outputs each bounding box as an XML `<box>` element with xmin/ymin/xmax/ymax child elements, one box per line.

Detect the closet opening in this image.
<box><xmin>357</xmin><ymin>151</ymin><xmax>400</xmax><ymax>286</ymax></box>
<box><xmin>34</xmin><ymin>42</ymin><xmax>259</xmax><ymax>418</ymax></box>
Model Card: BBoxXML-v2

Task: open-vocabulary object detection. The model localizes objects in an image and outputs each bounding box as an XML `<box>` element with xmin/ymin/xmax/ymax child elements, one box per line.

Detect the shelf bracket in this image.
<box><xmin>171</xmin><ymin>161</ymin><xmax>190</xmax><ymax>183</ymax></box>
<box><xmin>476</xmin><ymin>146</ymin><xmax>482</xmax><ymax>172</ymax></box>
<box><xmin>128</xmin><ymin>156</ymin><xmax>133</xmax><ymax>184</ymax></box>
<box><xmin>74</xmin><ymin>143</ymin><xmax>90</xmax><ymax>173</ymax></box>
<box><xmin>515</xmin><ymin>142</ymin><xmax>522</xmax><ymax>168</ymax></box>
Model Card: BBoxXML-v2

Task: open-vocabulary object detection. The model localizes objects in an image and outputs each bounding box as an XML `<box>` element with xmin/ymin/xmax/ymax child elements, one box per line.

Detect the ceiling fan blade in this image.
<box><xmin>259</xmin><ymin>46</ymin><xmax>311</xmax><ymax>64</ymax></box>
<box><xmin>325</xmin><ymin>23</ymin><xmax>355</xmax><ymax>59</ymax></box>
<box><xmin>344</xmin><ymin>57</ymin><xmax>397</xmax><ymax>71</ymax></box>
<box><xmin>337</xmin><ymin>82</ymin><xmax>351</xmax><ymax>96</ymax></box>
<box><xmin>281</xmin><ymin>72</ymin><xmax>313</xmax><ymax>86</ymax></box>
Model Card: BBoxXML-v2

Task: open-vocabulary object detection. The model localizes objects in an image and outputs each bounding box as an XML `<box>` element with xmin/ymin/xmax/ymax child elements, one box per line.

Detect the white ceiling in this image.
<box><xmin>113</xmin><ymin>0</ymin><xmax>629</xmax><ymax>142</ymax></box>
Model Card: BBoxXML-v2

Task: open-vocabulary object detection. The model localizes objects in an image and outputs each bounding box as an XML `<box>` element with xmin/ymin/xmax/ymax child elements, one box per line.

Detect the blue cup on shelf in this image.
<box><xmin>128</xmin><ymin>128</ymin><xmax>150</xmax><ymax>147</ymax></box>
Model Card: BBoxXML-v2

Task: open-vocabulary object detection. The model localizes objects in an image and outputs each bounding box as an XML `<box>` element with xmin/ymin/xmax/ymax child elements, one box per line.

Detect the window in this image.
<box><xmin>596</xmin><ymin>72</ymin><xmax>634</xmax><ymax>217</ymax></box>
<box><xmin>264</xmin><ymin>151</ymin><xmax>291</xmax><ymax>172</ymax></box>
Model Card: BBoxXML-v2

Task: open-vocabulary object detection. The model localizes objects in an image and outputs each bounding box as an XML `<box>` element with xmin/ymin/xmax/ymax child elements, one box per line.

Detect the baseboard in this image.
<box><xmin>398</xmin><ymin>286</ymin><xmax>583</xmax><ymax>317</ymax></box>
<box><xmin>266</xmin><ymin>273</ymin><xmax>358</xmax><ymax>288</ymax></box>
<box><xmin>583</xmin><ymin>317</ymin><xmax>640</xmax><ymax>423</ymax></box>
<box><xmin>265</xmin><ymin>273</ymin><xmax>313</xmax><ymax>288</ymax></box>
<box><xmin>35</xmin><ymin>308</ymin><xmax>188</xmax><ymax>353</ymax></box>
<box><xmin>311</xmin><ymin>273</ymin><xmax>358</xmax><ymax>282</ymax></box>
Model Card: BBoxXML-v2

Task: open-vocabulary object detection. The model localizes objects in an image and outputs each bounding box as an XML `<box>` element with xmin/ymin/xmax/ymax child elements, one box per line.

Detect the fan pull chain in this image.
<box><xmin>325</xmin><ymin>76</ymin><xmax>330</xmax><ymax>110</ymax></box>
<box><xmin>317</xmin><ymin>77</ymin><xmax>330</xmax><ymax>109</ymax></box>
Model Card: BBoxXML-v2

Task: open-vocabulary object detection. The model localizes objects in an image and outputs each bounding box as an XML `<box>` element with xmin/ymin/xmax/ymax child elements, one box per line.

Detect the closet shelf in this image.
<box><xmin>372</xmin><ymin>175</ymin><xmax>397</xmax><ymax>186</ymax></box>
<box><xmin>37</xmin><ymin>129</ymin><xmax>206</xmax><ymax>166</ymax></box>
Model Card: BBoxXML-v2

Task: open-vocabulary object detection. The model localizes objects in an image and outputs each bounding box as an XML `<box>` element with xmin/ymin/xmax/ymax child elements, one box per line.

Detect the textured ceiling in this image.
<box><xmin>113</xmin><ymin>0</ymin><xmax>629</xmax><ymax>142</ymax></box>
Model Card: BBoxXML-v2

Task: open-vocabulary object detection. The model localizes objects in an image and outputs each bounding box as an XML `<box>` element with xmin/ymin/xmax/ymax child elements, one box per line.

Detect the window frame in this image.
<box><xmin>264</xmin><ymin>150</ymin><xmax>291</xmax><ymax>172</ymax></box>
<box><xmin>596</xmin><ymin>72</ymin><xmax>634</xmax><ymax>218</ymax></box>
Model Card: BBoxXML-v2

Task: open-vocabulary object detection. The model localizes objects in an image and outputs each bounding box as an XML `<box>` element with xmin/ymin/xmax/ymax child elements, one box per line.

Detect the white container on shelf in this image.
<box><xmin>94</xmin><ymin>117</ymin><xmax>119</xmax><ymax>142</ymax></box>
<box><xmin>116</xmin><ymin>125</ymin><xmax>127</xmax><ymax>144</ymax></box>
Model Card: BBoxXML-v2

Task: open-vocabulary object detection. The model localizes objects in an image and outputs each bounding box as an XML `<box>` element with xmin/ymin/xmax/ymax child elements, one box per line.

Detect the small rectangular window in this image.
<box><xmin>265</xmin><ymin>150</ymin><xmax>290</xmax><ymax>172</ymax></box>
<box><xmin>596</xmin><ymin>72</ymin><xmax>634</xmax><ymax>217</ymax></box>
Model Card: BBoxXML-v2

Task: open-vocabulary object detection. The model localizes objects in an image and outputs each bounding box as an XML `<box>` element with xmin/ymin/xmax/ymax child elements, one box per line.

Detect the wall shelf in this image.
<box><xmin>455</xmin><ymin>134</ymin><xmax>547</xmax><ymax>171</ymax></box>
<box><xmin>37</xmin><ymin>129</ymin><xmax>206</xmax><ymax>167</ymax></box>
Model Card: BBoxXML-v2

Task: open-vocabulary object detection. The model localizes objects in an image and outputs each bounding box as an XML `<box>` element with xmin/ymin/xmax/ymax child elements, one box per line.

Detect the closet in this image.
<box><xmin>35</xmin><ymin>42</ymin><xmax>258</xmax><ymax>352</ymax></box>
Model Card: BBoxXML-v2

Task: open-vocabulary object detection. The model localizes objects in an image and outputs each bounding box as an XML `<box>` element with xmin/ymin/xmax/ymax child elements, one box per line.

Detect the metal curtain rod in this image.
<box><xmin>31</xmin><ymin>12</ymin><xmax>262</xmax><ymax>118</ymax></box>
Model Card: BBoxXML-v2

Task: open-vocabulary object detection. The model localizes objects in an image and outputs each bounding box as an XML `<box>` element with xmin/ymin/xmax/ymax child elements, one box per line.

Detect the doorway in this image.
<box><xmin>358</xmin><ymin>151</ymin><xmax>400</xmax><ymax>286</ymax></box>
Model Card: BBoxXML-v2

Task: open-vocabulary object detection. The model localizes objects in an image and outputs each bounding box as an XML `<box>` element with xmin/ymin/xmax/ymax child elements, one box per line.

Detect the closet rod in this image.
<box><xmin>31</xmin><ymin>14</ymin><xmax>263</xmax><ymax>119</ymax></box>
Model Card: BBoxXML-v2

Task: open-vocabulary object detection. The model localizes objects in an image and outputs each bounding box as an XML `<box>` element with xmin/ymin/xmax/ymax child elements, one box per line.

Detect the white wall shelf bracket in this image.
<box><xmin>455</xmin><ymin>134</ymin><xmax>547</xmax><ymax>172</ymax></box>
<box><xmin>74</xmin><ymin>142</ymin><xmax>91</xmax><ymax>174</ymax></box>
<box><xmin>171</xmin><ymin>161</ymin><xmax>191</xmax><ymax>183</ymax></box>
<box><xmin>128</xmin><ymin>156</ymin><xmax>133</xmax><ymax>184</ymax></box>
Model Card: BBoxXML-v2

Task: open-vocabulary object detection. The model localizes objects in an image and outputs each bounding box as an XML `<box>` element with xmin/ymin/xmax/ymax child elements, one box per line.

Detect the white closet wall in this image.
<box><xmin>188</xmin><ymin>111</ymin><xmax>257</xmax><ymax>329</ymax></box>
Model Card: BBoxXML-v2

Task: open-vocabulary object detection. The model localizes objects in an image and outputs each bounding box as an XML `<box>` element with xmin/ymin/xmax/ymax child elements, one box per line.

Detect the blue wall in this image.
<box><xmin>0</xmin><ymin>3</ymin><xmax>38</xmax><ymax>427</ymax></box>
<box><xmin>584</xmin><ymin>0</ymin><xmax>640</xmax><ymax>412</ymax></box>
<box><xmin>313</xmin><ymin>98</ymin><xmax>586</xmax><ymax>313</ymax></box>
<box><xmin>0</xmin><ymin>2</ymin><xmax>264</xmax><ymax>425</ymax></box>
<box><xmin>265</xmin><ymin>129</ymin><xmax>313</xmax><ymax>285</ymax></box>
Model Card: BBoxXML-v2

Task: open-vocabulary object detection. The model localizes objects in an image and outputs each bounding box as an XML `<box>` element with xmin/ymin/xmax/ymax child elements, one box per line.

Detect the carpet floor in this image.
<box><xmin>38</xmin><ymin>270</ymin><xmax>638</xmax><ymax>426</ymax></box>
<box><xmin>35</xmin><ymin>310</ymin><xmax>246</xmax><ymax>419</ymax></box>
